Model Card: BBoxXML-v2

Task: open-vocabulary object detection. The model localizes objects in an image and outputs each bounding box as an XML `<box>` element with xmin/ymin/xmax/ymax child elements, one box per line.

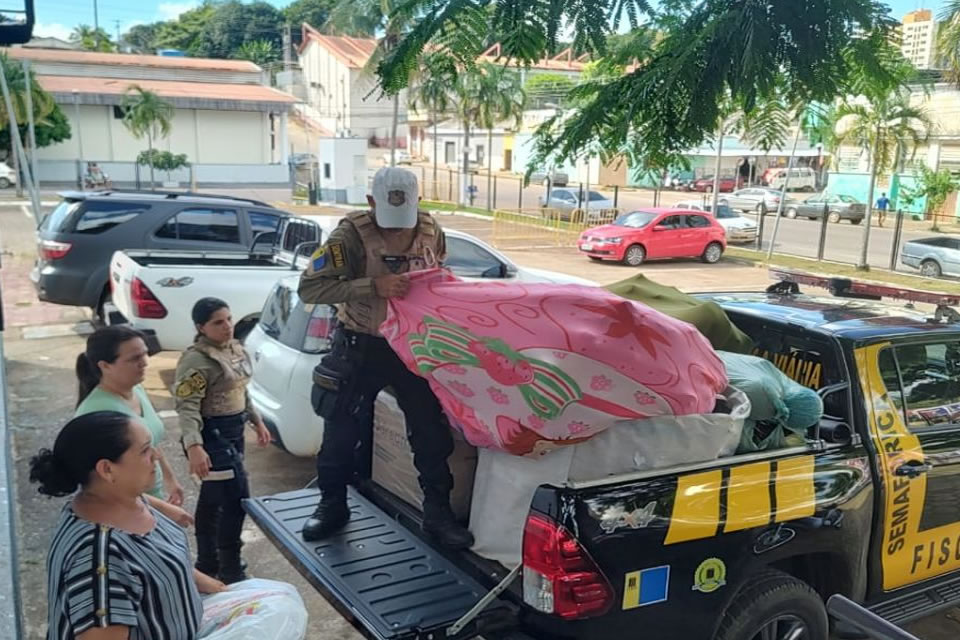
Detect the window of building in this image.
<box><xmin>155</xmin><ymin>208</ymin><xmax>241</xmax><ymax>244</ymax></box>
<box><xmin>323</xmin><ymin>163</ymin><xmax>331</xmax><ymax>179</ymax></box>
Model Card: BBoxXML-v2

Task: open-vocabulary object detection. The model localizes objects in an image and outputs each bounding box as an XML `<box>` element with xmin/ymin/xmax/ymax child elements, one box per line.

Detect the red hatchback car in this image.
<box><xmin>577</xmin><ymin>209</ymin><xmax>727</xmax><ymax>266</ymax></box>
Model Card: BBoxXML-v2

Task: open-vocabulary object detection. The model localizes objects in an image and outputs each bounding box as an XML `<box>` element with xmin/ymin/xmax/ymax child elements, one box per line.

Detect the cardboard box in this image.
<box><xmin>371</xmin><ymin>391</ymin><xmax>477</xmax><ymax>520</ymax></box>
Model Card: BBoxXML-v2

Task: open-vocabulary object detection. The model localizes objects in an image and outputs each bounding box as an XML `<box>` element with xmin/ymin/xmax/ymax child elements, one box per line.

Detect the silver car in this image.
<box><xmin>724</xmin><ymin>187</ymin><xmax>791</xmax><ymax>213</ymax></box>
<box><xmin>901</xmin><ymin>236</ymin><xmax>960</xmax><ymax>278</ymax></box>
<box><xmin>529</xmin><ymin>169</ymin><xmax>569</xmax><ymax>186</ymax></box>
<box><xmin>538</xmin><ymin>187</ymin><xmax>615</xmax><ymax>221</ymax></box>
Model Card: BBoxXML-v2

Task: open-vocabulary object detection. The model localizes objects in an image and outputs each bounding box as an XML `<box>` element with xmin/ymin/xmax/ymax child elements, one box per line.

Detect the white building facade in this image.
<box><xmin>901</xmin><ymin>9</ymin><xmax>937</xmax><ymax>70</ymax></box>
<box><xmin>296</xmin><ymin>26</ymin><xmax>407</xmax><ymax>146</ymax></box>
<box><xmin>5</xmin><ymin>47</ymin><xmax>297</xmax><ymax>185</ymax></box>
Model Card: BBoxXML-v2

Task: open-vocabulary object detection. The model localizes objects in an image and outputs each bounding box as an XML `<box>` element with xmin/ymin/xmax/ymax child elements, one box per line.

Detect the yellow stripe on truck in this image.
<box><xmin>775</xmin><ymin>456</ymin><xmax>817</xmax><ymax>522</ymax></box>
<box><xmin>665</xmin><ymin>470</ymin><xmax>722</xmax><ymax>545</ymax></box>
<box><xmin>665</xmin><ymin>457</ymin><xmax>816</xmax><ymax>545</ymax></box>
<box><xmin>724</xmin><ymin>462</ymin><xmax>772</xmax><ymax>532</ymax></box>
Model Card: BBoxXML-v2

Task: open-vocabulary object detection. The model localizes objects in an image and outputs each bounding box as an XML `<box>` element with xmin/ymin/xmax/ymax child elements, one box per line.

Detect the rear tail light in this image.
<box><xmin>307</xmin><ymin>316</ymin><xmax>333</xmax><ymax>339</ymax></box>
<box><xmin>522</xmin><ymin>514</ymin><xmax>613</xmax><ymax>619</ymax></box>
<box><xmin>39</xmin><ymin>239</ymin><xmax>72</xmax><ymax>260</ymax></box>
<box><xmin>130</xmin><ymin>277</ymin><xmax>167</xmax><ymax>319</ymax></box>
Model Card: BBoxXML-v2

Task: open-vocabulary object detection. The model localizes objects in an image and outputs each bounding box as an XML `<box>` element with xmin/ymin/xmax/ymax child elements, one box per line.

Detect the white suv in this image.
<box><xmin>246</xmin><ymin>229</ymin><xmax>595</xmax><ymax>456</ymax></box>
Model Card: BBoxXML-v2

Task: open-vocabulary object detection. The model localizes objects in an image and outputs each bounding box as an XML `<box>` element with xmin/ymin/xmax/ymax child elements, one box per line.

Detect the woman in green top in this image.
<box><xmin>75</xmin><ymin>326</ymin><xmax>192</xmax><ymax>526</ymax></box>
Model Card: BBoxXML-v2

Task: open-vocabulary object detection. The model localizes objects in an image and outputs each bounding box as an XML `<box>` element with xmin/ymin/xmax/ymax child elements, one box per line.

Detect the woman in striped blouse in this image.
<box><xmin>30</xmin><ymin>411</ymin><xmax>227</xmax><ymax>640</ymax></box>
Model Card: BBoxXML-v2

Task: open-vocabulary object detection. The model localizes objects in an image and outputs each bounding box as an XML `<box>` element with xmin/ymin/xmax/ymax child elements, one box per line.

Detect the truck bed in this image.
<box><xmin>124</xmin><ymin>249</ymin><xmax>290</xmax><ymax>269</ymax></box>
<box><xmin>244</xmin><ymin>486</ymin><xmax>520</xmax><ymax>640</ymax></box>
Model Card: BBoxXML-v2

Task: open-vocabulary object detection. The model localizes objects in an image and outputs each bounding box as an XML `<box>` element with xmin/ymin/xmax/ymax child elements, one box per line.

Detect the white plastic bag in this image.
<box><xmin>198</xmin><ymin>579</ymin><xmax>308</xmax><ymax>640</ymax></box>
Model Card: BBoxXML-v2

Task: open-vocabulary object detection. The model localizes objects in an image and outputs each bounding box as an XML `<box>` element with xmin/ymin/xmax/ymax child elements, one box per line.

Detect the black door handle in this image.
<box><xmin>895</xmin><ymin>461</ymin><xmax>933</xmax><ymax>477</ymax></box>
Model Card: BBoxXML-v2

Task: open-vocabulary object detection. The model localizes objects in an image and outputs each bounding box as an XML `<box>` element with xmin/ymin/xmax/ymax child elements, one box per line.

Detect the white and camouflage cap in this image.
<box><xmin>371</xmin><ymin>166</ymin><xmax>419</xmax><ymax>229</ymax></box>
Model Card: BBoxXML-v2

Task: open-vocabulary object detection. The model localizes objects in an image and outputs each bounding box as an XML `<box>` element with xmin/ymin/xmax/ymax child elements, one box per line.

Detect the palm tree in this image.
<box><xmin>410</xmin><ymin>52</ymin><xmax>455</xmax><ymax>199</ymax></box>
<box><xmin>70</xmin><ymin>25</ymin><xmax>115</xmax><ymax>52</ymax></box>
<box><xmin>834</xmin><ymin>92</ymin><xmax>933</xmax><ymax>267</ymax></box>
<box><xmin>939</xmin><ymin>1</ymin><xmax>960</xmax><ymax>83</ymax></box>
<box><xmin>474</xmin><ymin>63</ymin><xmax>525</xmax><ymax>210</ymax></box>
<box><xmin>449</xmin><ymin>66</ymin><xmax>486</xmax><ymax>205</ymax></box>
<box><xmin>121</xmin><ymin>86</ymin><xmax>174</xmax><ymax>189</ymax></box>
<box><xmin>0</xmin><ymin>54</ymin><xmax>55</xmax><ymax>195</ymax></box>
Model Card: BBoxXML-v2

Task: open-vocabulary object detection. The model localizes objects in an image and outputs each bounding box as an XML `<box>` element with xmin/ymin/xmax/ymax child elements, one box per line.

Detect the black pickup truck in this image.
<box><xmin>245</xmin><ymin>271</ymin><xmax>960</xmax><ymax>640</ymax></box>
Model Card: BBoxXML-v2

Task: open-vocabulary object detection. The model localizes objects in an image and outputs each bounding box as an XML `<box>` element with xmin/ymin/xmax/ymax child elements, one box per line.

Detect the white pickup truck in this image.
<box><xmin>109</xmin><ymin>218</ymin><xmax>321</xmax><ymax>351</ymax></box>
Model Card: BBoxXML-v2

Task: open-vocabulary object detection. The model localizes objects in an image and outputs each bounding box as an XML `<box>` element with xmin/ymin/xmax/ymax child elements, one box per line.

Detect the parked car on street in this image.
<box><xmin>901</xmin><ymin>236</ymin><xmax>960</xmax><ymax>278</ymax></box>
<box><xmin>0</xmin><ymin>161</ymin><xmax>17</xmax><ymax>188</ymax></box>
<box><xmin>382</xmin><ymin>150</ymin><xmax>413</xmax><ymax>165</ymax></box>
<box><xmin>784</xmin><ymin>193</ymin><xmax>866</xmax><ymax>224</ymax></box>
<box><xmin>674</xmin><ymin>200</ymin><xmax>757</xmax><ymax>243</ymax></box>
<box><xmin>246</xmin><ymin>232</ymin><xmax>595</xmax><ymax>456</ymax></box>
<box><xmin>30</xmin><ymin>190</ymin><xmax>293</xmax><ymax>320</ymax></box>
<box><xmin>528</xmin><ymin>169</ymin><xmax>569</xmax><ymax>186</ymax></box>
<box><xmin>723</xmin><ymin>187</ymin><xmax>793</xmax><ymax>213</ymax></box>
<box><xmin>578</xmin><ymin>208</ymin><xmax>727</xmax><ymax>266</ymax></box>
<box><xmin>538</xmin><ymin>187</ymin><xmax>615</xmax><ymax>220</ymax></box>
<box><xmin>690</xmin><ymin>176</ymin><xmax>738</xmax><ymax>192</ymax></box>
<box><xmin>764</xmin><ymin>166</ymin><xmax>818</xmax><ymax>191</ymax></box>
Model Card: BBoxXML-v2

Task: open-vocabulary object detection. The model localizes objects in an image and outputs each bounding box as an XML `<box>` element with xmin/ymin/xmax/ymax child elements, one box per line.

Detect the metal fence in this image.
<box><xmin>490</xmin><ymin>207</ymin><xmax>621</xmax><ymax>250</ymax></box>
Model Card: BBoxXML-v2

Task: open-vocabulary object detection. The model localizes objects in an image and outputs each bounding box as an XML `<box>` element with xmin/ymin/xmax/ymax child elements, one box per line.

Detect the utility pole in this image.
<box><xmin>114</xmin><ymin>20</ymin><xmax>121</xmax><ymax>50</ymax></box>
<box><xmin>22</xmin><ymin>60</ymin><xmax>37</xmax><ymax>192</ymax></box>
<box><xmin>93</xmin><ymin>0</ymin><xmax>100</xmax><ymax>49</ymax></box>
<box><xmin>282</xmin><ymin>23</ymin><xmax>292</xmax><ymax>70</ymax></box>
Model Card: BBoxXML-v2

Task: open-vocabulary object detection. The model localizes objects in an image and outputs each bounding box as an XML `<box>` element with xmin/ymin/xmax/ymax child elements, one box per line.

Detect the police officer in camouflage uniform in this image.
<box><xmin>298</xmin><ymin>166</ymin><xmax>473</xmax><ymax>549</ymax></box>
<box><xmin>175</xmin><ymin>297</ymin><xmax>271</xmax><ymax>583</ymax></box>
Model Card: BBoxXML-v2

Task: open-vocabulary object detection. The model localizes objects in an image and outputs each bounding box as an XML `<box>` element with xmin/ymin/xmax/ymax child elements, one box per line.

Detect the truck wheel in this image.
<box><xmin>715</xmin><ymin>570</ymin><xmax>828</xmax><ymax>640</ymax></box>
<box><xmin>0</xmin><ymin>178</ymin><xmax>10</xmax><ymax>189</ymax></box>
<box><xmin>785</xmin><ymin>208</ymin><xmax>798</xmax><ymax>219</ymax></box>
<box><xmin>234</xmin><ymin>316</ymin><xmax>260</xmax><ymax>343</ymax></box>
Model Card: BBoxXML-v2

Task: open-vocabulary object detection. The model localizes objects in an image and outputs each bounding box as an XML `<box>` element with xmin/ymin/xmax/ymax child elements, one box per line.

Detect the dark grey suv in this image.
<box><xmin>31</xmin><ymin>190</ymin><xmax>292</xmax><ymax>317</ymax></box>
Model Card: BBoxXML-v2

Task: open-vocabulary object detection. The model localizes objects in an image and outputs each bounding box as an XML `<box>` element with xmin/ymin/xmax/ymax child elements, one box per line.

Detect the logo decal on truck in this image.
<box><xmin>622</xmin><ymin>565</ymin><xmax>670</xmax><ymax>609</ymax></box>
<box><xmin>692</xmin><ymin>558</ymin><xmax>726</xmax><ymax>593</ymax></box>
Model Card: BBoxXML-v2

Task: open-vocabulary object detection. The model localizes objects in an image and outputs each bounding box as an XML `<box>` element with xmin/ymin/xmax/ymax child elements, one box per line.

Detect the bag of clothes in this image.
<box><xmin>382</xmin><ymin>269</ymin><xmax>728</xmax><ymax>456</ymax></box>
<box><xmin>718</xmin><ymin>352</ymin><xmax>824</xmax><ymax>452</ymax></box>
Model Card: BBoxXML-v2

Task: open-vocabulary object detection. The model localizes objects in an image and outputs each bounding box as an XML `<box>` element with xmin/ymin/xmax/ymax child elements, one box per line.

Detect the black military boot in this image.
<box><xmin>218</xmin><ymin>544</ymin><xmax>248</xmax><ymax>584</ymax></box>
<box><xmin>422</xmin><ymin>496</ymin><xmax>474</xmax><ymax>550</ymax></box>
<box><xmin>302</xmin><ymin>489</ymin><xmax>350</xmax><ymax>542</ymax></box>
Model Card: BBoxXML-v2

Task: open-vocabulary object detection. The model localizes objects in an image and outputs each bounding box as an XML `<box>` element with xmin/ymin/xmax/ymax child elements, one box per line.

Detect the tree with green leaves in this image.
<box><xmin>233</xmin><ymin>39</ymin><xmax>279</xmax><ymax>66</ymax></box>
<box><xmin>475</xmin><ymin>63</ymin><xmax>525</xmax><ymax>210</ymax></box>
<box><xmin>377</xmin><ymin>0</ymin><xmax>898</xmax><ymax>180</ymax></box>
<box><xmin>121</xmin><ymin>86</ymin><xmax>174</xmax><ymax>190</ymax></box>
<box><xmin>410</xmin><ymin>52</ymin><xmax>456</xmax><ymax>199</ymax></box>
<box><xmin>122</xmin><ymin>23</ymin><xmax>162</xmax><ymax>54</ymax></box>
<box><xmin>523</xmin><ymin>73</ymin><xmax>575</xmax><ymax>109</ymax></box>
<box><xmin>938</xmin><ymin>1</ymin><xmax>960</xmax><ymax>83</ymax></box>
<box><xmin>900</xmin><ymin>165</ymin><xmax>959</xmax><ymax>235</ymax></box>
<box><xmin>194</xmin><ymin>1</ymin><xmax>284</xmax><ymax>59</ymax></box>
<box><xmin>152</xmin><ymin>2</ymin><xmax>218</xmax><ymax>55</ymax></box>
<box><xmin>834</xmin><ymin>91</ymin><xmax>933</xmax><ymax>265</ymax></box>
<box><xmin>284</xmin><ymin>0</ymin><xmax>337</xmax><ymax>31</ymax></box>
<box><xmin>70</xmin><ymin>25</ymin><xmax>116</xmax><ymax>52</ymax></box>
<box><xmin>0</xmin><ymin>53</ymin><xmax>59</xmax><ymax>194</ymax></box>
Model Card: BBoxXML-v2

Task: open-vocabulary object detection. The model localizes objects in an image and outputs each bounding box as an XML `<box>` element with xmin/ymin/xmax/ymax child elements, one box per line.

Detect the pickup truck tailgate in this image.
<box><xmin>244</xmin><ymin>487</ymin><xmax>516</xmax><ymax>640</ymax></box>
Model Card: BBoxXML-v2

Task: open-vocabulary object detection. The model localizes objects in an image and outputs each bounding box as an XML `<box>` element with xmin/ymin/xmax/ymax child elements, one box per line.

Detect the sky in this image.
<box><xmin>30</xmin><ymin>0</ymin><xmax>952</xmax><ymax>43</ymax></box>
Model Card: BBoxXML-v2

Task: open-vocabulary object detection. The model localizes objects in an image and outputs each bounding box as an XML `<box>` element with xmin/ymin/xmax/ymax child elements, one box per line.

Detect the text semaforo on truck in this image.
<box><xmin>244</xmin><ymin>269</ymin><xmax>960</xmax><ymax>640</ymax></box>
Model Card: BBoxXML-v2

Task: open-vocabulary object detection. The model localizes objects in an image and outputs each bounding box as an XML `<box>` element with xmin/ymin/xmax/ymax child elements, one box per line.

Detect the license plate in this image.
<box><xmin>581</xmin><ymin>243</ymin><xmax>593</xmax><ymax>251</ymax></box>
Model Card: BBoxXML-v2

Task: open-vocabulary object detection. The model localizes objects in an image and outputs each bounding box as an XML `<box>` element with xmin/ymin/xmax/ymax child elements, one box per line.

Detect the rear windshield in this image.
<box><xmin>259</xmin><ymin>283</ymin><xmax>335</xmax><ymax>353</ymax></box>
<box><xmin>838</xmin><ymin>195</ymin><xmax>858</xmax><ymax>203</ymax></box>
<box><xmin>587</xmin><ymin>191</ymin><xmax>606</xmax><ymax>202</ymax></box>
<box><xmin>74</xmin><ymin>201</ymin><xmax>149</xmax><ymax>234</ymax></box>
<box><xmin>614</xmin><ymin>211</ymin><xmax>657</xmax><ymax>228</ymax></box>
<box><xmin>40</xmin><ymin>199</ymin><xmax>81</xmax><ymax>232</ymax></box>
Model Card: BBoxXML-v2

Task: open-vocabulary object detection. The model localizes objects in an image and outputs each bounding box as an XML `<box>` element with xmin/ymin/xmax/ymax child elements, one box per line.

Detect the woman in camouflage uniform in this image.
<box><xmin>174</xmin><ymin>297</ymin><xmax>271</xmax><ymax>583</ymax></box>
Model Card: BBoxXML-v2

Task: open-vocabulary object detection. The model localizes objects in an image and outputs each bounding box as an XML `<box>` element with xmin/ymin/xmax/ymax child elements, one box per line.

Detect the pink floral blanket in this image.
<box><xmin>381</xmin><ymin>269</ymin><xmax>728</xmax><ymax>457</ymax></box>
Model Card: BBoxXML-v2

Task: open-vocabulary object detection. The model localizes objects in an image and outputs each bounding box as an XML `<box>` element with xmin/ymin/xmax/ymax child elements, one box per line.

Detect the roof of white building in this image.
<box><xmin>38</xmin><ymin>75</ymin><xmax>296</xmax><ymax>112</ymax></box>
<box><xmin>5</xmin><ymin>47</ymin><xmax>262</xmax><ymax>72</ymax></box>
<box><xmin>299</xmin><ymin>25</ymin><xmax>378</xmax><ymax>68</ymax></box>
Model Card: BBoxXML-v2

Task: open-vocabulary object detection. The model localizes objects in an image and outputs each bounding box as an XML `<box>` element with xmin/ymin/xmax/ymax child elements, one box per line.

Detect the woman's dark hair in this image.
<box><xmin>29</xmin><ymin>411</ymin><xmax>133</xmax><ymax>497</ymax></box>
<box><xmin>75</xmin><ymin>326</ymin><xmax>147</xmax><ymax>406</ymax></box>
<box><xmin>192</xmin><ymin>297</ymin><xmax>229</xmax><ymax>341</ymax></box>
